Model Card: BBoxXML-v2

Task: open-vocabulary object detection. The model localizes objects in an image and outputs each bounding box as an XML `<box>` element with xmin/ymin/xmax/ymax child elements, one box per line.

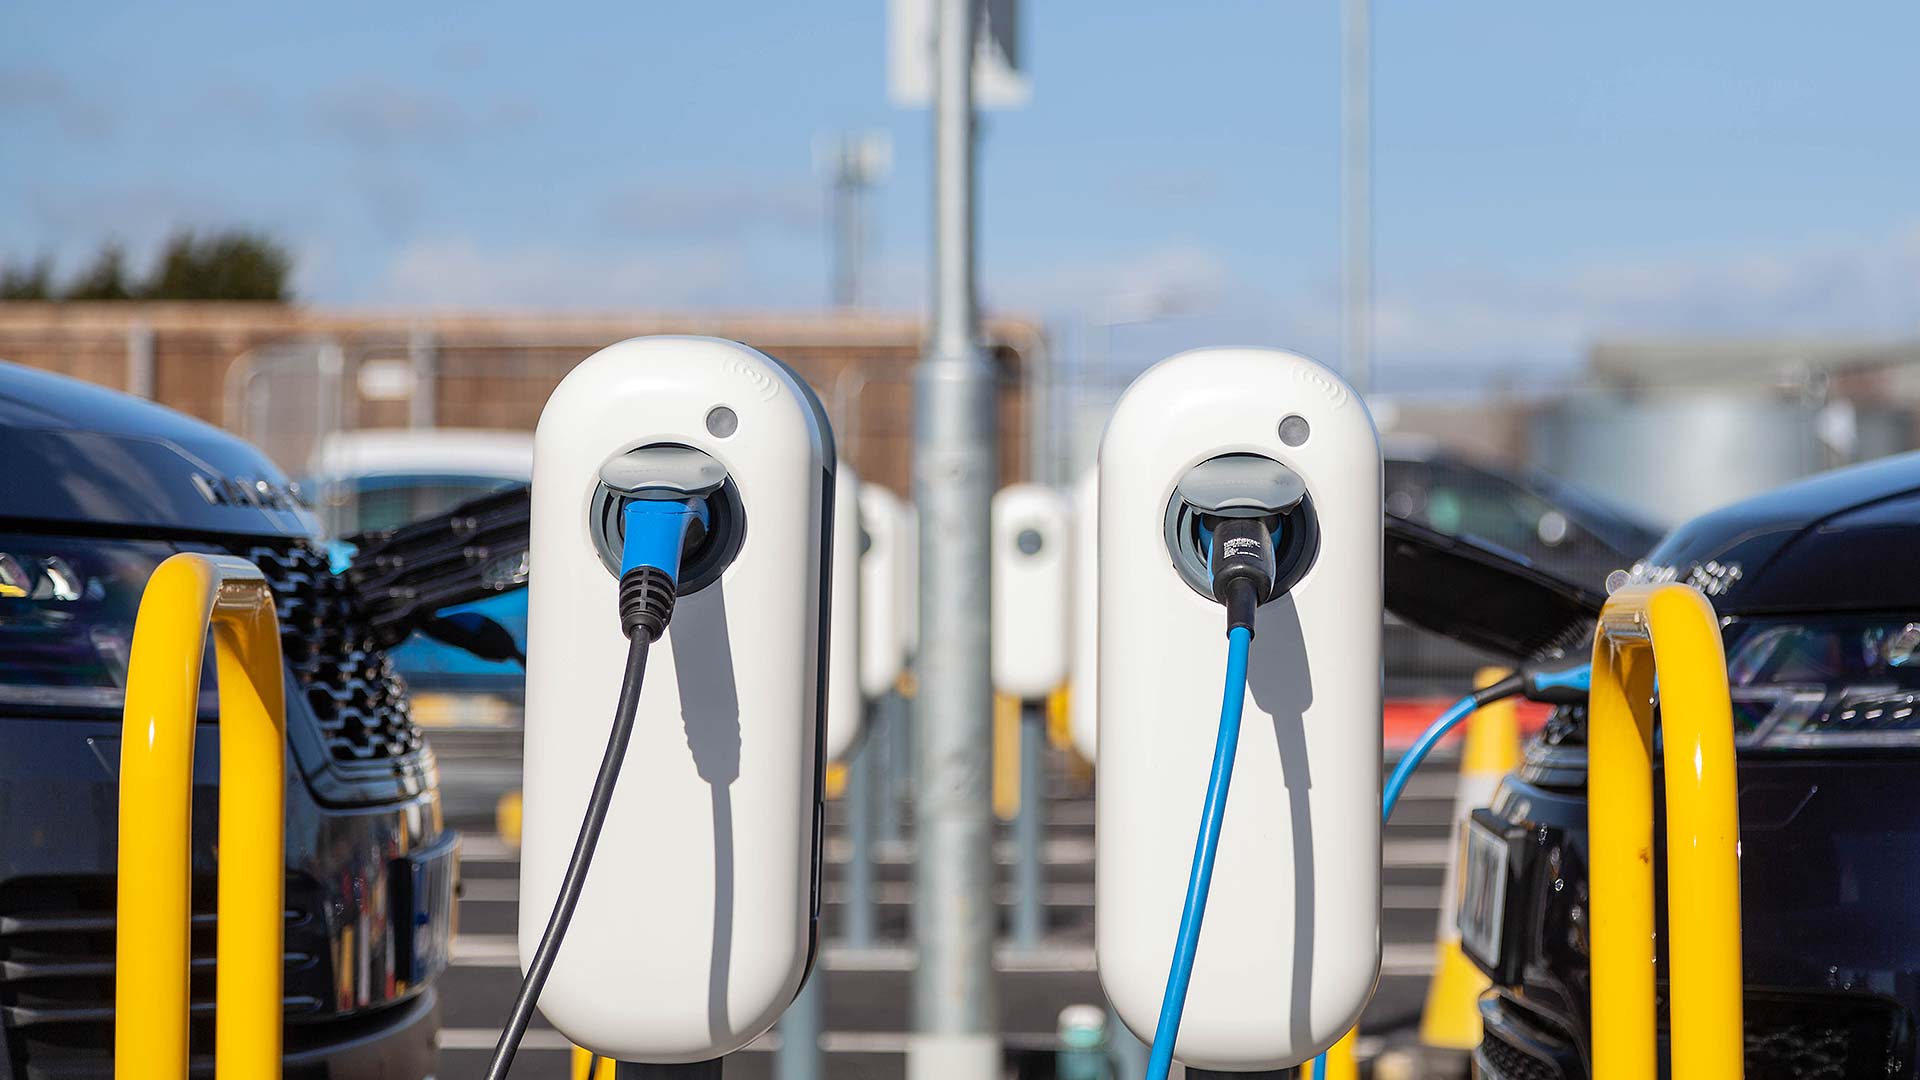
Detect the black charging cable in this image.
<box><xmin>482</xmin><ymin>514</ymin><xmax>686</xmax><ymax>1079</ymax></box>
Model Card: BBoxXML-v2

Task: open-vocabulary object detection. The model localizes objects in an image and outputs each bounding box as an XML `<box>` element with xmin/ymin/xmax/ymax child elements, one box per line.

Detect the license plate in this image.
<box><xmin>395</xmin><ymin>832</ymin><xmax>460</xmax><ymax>987</ymax></box>
<box><xmin>1457</xmin><ymin>813</ymin><xmax>1511</xmax><ymax>970</ymax></box>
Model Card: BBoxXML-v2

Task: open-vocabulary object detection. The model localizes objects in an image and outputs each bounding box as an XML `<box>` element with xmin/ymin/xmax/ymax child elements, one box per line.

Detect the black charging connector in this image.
<box><xmin>1208</xmin><ymin>517</ymin><xmax>1278</xmax><ymax>637</ymax></box>
<box><xmin>1468</xmin><ymin>657</ymin><xmax>1593</xmax><ymax>708</ymax></box>
<box><xmin>620</xmin><ymin>565</ymin><xmax>678</xmax><ymax>642</ymax></box>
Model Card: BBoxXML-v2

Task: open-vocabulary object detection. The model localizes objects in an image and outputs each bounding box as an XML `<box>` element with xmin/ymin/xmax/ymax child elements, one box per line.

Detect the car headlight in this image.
<box><xmin>1726</xmin><ymin>616</ymin><xmax>1920</xmax><ymax>749</ymax></box>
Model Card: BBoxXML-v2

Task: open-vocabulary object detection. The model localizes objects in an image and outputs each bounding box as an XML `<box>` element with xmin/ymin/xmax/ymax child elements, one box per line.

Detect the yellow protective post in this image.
<box><xmin>992</xmin><ymin>691</ymin><xmax>1020</xmax><ymax>820</ymax></box>
<box><xmin>1420</xmin><ymin>667</ymin><xmax>1519</xmax><ymax>1049</ymax></box>
<box><xmin>1046</xmin><ymin>684</ymin><xmax>1073</xmax><ymax>750</ymax></box>
<box><xmin>496</xmin><ymin>789</ymin><xmax>524</xmax><ymax>849</ymax></box>
<box><xmin>1588</xmin><ymin>584</ymin><xmax>1743</xmax><ymax>1080</ymax></box>
<box><xmin>116</xmin><ymin>554</ymin><xmax>287</xmax><ymax>1080</ymax></box>
<box><xmin>571</xmin><ymin>1045</ymin><xmax>618</xmax><ymax>1078</ymax></box>
<box><xmin>1302</xmin><ymin>1027</ymin><xmax>1359</xmax><ymax>1079</ymax></box>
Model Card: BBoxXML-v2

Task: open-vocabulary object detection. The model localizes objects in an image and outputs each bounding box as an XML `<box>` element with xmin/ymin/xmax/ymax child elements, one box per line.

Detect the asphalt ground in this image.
<box><xmin>426</xmin><ymin>730</ymin><xmax>1474</xmax><ymax>1080</ymax></box>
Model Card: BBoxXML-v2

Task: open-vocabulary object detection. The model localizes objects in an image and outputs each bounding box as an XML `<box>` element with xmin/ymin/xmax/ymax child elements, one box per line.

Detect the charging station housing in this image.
<box><xmin>523</xmin><ymin>336</ymin><xmax>833</xmax><ymax>1062</ymax></box>
<box><xmin>900</xmin><ymin>504</ymin><xmax>920</xmax><ymax>657</ymax></box>
<box><xmin>857</xmin><ymin>484</ymin><xmax>908</xmax><ymax>700</ymax></box>
<box><xmin>1096</xmin><ymin>347</ymin><xmax>1383</xmax><ymax>1070</ymax></box>
<box><xmin>824</xmin><ymin>466</ymin><xmax>863</xmax><ymax>761</ymax></box>
<box><xmin>1068</xmin><ymin>468</ymin><xmax>1099</xmax><ymax>763</ymax></box>
<box><xmin>991</xmin><ymin>483</ymin><xmax>1072</xmax><ymax>699</ymax></box>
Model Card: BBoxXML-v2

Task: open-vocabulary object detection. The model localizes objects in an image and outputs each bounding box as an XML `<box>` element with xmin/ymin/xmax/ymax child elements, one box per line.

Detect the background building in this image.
<box><xmin>0</xmin><ymin>303</ymin><xmax>1046</xmax><ymax>499</ymax></box>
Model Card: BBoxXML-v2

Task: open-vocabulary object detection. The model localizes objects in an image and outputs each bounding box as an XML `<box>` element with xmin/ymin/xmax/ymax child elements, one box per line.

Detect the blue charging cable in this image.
<box><xmin>1145</xmin><ymin>624</ymin><xmax>1254</xmax><ymax>1080</ymax></box>
<box><xmin>1381</xmin><ymin>695</ymin><xmax>1481</xmax><ymax>819</ymax></box>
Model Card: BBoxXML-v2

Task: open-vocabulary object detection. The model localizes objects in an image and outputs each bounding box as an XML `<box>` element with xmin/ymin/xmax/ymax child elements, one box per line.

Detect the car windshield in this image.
<box><xmin>0</xmin><ymin>535</ymin><xmax>216</xmax><ymax>712</ymax></box>
<box><xmin>1723</xmin><ymin>616</ymin><xmax>1920</xmax><ymax>746</ymax></box>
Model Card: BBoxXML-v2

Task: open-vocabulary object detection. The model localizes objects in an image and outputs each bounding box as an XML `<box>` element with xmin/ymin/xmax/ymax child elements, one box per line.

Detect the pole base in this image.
<box><xmin>907</xmin><ymin>1034</ymin><xmax>999</xmax><ymax>1080</ymax></box>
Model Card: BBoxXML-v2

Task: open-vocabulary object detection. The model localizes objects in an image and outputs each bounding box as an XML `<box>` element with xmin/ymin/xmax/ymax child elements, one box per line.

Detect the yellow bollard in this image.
<box><xmin>116</xmin><ymin>554</ymin><xmax>287</xmax><ymax>1080</ymax></box>
<box><xmin>992</xmin><ymin>692</ymin><xmax>1021</xmax><ymax>820</ymax></box>
<box><xmin>1419</xmin><ymin>667</ymin><xmax>1519</xmax><ymax>1049</ymax></box>
<box><xmin>1303</xmin><ymin>1027</ymin><xmax>1359</xmax><ymax>1079</ymax></box>
<box><xmin>1588</xmin><ymin>584</ymin><xmax>1743</xmax><ymax>1080</ymax></box>
<box><xmin>571</xmin><ymin>1045</ymin><xmax>617</xmax><ymax>1078</ymax></box>
<box><xmin>1046</xmin><ymin>684</ymin><xmax>1073</xmax><ymax>750</ymax></box>
<box><xmin>496</xmin><ymin>789</ymin><xmax>524</xmax><ymax>849</ymax></box>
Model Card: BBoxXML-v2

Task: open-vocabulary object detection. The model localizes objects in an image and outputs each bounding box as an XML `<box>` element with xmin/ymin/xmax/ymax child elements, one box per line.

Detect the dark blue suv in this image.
<box><xmin>0</xmin><ymin>362</ymin><xmax>454</xmax><ymax>1078</ymax></box>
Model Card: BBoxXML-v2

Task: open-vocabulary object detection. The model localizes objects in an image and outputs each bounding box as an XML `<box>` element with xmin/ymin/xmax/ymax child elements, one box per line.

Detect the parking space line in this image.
<box><xmin>452</xmin><ymin>934</ymin><xmax>1434</xmax><ymax>976</ymax></box>
<box><xmin>439</xmin><ymin>1027</ymin><xmax>571</xmax><ymax>1051</ymax></box>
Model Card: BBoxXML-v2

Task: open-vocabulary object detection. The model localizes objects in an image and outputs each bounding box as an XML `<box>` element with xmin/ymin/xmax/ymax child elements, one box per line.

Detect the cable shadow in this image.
<box><xmin>671</xmin><ymin>583</ymin><xmax>742</xmax><ymax>1046</ymax></box>
<box><xmin>1245</xmin><ymin>595</ymin><xmax>1317</xmax><ymax>1048</ymax></box>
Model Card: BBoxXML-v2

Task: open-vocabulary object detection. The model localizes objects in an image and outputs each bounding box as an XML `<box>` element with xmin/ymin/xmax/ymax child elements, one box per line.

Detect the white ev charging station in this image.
<box><xmin>1067</xmin><ymin>467</ymin><xmax>1099</xmax><ymax>764</ymax></box>
<box><xmin>899</xmin><ymin>503</ymin><xmax>921</xmax><ymax>658</ymax></box>
<box><xmin>1096</xmin><ymin>347</ymin><xmax>1383</xmax><ymax>1071</ymax></box>
<box><xmin>824</xmin><ymin>466</ymin><xmax>863</xmax><ymax>762</ymax></box>
<box><xmin>990</xmin><ymin>482</ymin><xmax>1075</xmax><ymax>948</ymax></box>
<box><xmin>857</xmin><ymin>484</ymin><xmax>909</xmax><ymax>700</ymax></box>
<box><xmin>520</xmin><ymin>336</ymin><xmax>833</xmax><ymax>1067</ymax></box>
<box><xmin>990</xmin><ymin>483</ymin><xmax>1072</xmax><ymax>698</ymax></box>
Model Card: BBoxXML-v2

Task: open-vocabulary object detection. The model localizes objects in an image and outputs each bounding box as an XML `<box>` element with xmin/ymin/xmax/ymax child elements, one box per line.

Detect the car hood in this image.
<box><xmin>1385</xmin><ymin>514</ymin><xmax>1605</xmax><ymax>662</ymax></box>
<box><xmin>1633</xmin><ymin>450</ymin><xmax>1920</xmax><ymax>615</ymax></box>
<box><xmin>0</xmin><ymin>361</ymin><xmax>318</xmax><ymax>540</ymax></box>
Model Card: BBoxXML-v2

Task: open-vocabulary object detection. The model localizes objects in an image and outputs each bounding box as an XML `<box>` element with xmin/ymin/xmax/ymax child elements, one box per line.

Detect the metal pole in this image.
<box><xmin>1011</xmin><ymin>699</ymin><xmax>1046</xmax><ymax>948</ymax></box>
<box><xmin>876</xmin><ymin>691</ymin><xmax>904</xmax><ymax>848</ymax></box>
<box><xmin>408</xmin><ymin>324</ymin><xmax>437</xmax><ymax>429</ymax></box>
<box><xmin>126</xmin><ymin>320</ymin><xmax>155</xmax><ymax>399</ymax></box>
<box><xmin>774</xmin><ymin>974</ymin><xmax>823</xmax><ymax>1080</ymax></box>
<box><xmin>1022</xmin><ymin>334</ymin><xmax>1053</xmax><ymax>484</ymax></box>
<box><xmin>844</xmin><ymin>721</ymin><xmax>877</xmax><ymax>948</ymax></box>
<box><xmin>829</xmin><ymin>148</ymin><xmax>863</xmax><ymax>307</ymax></box>
<box><xmin>910</xmin><ymin>0</ymin><xmax>999</xmax><ymax>1075</ymax></box>
<box><xmin>1340</xmin><ymin>0</ymin><xmax>1373</xmax><ymax>395</ymax></box>
<box><xmin>1107</xmin><ymin>1002</ymin><xmax>1149</xmax><ymax>1080</ymax></box>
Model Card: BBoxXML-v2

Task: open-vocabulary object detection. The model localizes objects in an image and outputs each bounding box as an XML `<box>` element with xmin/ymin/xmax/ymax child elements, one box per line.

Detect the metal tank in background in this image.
<box><xmin>1530</xmin><ymin>392</ymin><xmax>1911</xmax><ymax>526</ymax></box>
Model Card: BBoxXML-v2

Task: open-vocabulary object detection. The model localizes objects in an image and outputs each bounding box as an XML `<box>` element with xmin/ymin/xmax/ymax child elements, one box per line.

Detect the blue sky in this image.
<box><xmin>6</xmin><ymin>2</ymin><xmax>1920</xmax><ymax>390</ymax></box>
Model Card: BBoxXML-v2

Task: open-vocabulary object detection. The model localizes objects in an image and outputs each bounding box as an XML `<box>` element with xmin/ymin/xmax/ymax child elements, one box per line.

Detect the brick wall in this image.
<box><xmin>0</xmin><ymin>303</ymin><xmax>1043</xmax><ymax>496</ymax></box>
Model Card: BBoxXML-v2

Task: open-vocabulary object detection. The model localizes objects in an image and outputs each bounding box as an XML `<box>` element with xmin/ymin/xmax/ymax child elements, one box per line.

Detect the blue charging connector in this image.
<box><xmin>614</xmin><ymin>496</ymin><xmax>709</xmax><ymax>644</ymax></box>
<box><xmin>620</xmin><ymin>496</ymin><xmax>710</xmax><ymax>583</ymax></box>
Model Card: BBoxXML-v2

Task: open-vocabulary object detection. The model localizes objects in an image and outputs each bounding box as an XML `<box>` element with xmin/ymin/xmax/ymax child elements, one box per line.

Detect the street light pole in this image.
<box><xmin>821</xmin><ymin>134</ymin><xmax>892</xmax><ymax>308</ymax></box>
<box><xmin>909</xmin><ymin>0</ymin><xmax>1000</xmax><ymax>1076</ymax></box>
<box><xmin>1341</xmin><ymin>0</ymin><xmax>1373</xmax><ymax>395</ymax></box>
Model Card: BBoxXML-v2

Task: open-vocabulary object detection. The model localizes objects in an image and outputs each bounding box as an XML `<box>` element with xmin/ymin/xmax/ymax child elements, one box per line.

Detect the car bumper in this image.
<box><xmin>284</xmin><ymin>987</ymin><xmax>440</xmax><ymax>1080</ymax></box>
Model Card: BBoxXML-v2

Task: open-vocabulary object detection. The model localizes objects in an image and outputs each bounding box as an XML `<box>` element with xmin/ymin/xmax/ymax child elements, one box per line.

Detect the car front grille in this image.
<box><xmin>1732</xmin><ymin>992</ymin><xmax>1907</xmax><ymax>1080</ymax></box>
<box><xmin>1475</xmin><ymin>1028</ymin><xmax>1563</xmax><ymax>1080</ymax></box>
<box><xmin>240</xmin><ymin>543</ymin><xmax>422</xmax><ymax>764</ymax></box>
<box><xmin>0</xmin><ymin>877</ymin><xmax>323</xmax><ymax>1077</ymax></box>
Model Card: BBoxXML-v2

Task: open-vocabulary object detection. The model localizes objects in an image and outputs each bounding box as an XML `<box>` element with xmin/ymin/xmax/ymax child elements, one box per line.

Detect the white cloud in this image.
<box><xmin>311</xmin><ymin>81</ymin><xmax>536</xmax><ymax>153</ymax></box>
<box><xmin>601</xmin><ymin>183</ymin><xmax>821</xmax><ymax>239</ymax></box>
<box><xmin>0</xmin><ymin>68</ymin><xmax>113</xmax><ymax>137</ymax></box>
<box><xmin>374</xmin><ymin>238</ymin><xmax>755</xmax><ymax>309</ymax></box>
<box><xmin>987</xmin><ymin>243</ymin><xmax>1236</xmax><ymax>322</ymax></box>
<box><xmin>1356</xmin><ymin>226</ymin><xmax>1920</xmax><ymax>372</ymax></box>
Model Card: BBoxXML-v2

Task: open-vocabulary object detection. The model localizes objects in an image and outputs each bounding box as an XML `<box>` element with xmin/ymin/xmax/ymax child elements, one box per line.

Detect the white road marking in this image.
<box><xmin>452</xmin><ymin>934</ymin><xmax>1434</xmax><ymax>976</ymax></box>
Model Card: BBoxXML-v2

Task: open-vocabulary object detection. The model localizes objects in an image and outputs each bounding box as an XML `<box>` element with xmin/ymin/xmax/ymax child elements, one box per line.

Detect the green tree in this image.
<box><xmin>142</xmin><ymin>230</ymin><xmax>292</xmax><ymax>301</ymax></box>
<box><xmin>62</xmin><ymin>243</ymin><xmax>134</xmax><ymax>301</ymax></box>
<box><xmin>0</xmin><ymin>258</ymin><xmax>53</xmax><ymax>300</ymax></box>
